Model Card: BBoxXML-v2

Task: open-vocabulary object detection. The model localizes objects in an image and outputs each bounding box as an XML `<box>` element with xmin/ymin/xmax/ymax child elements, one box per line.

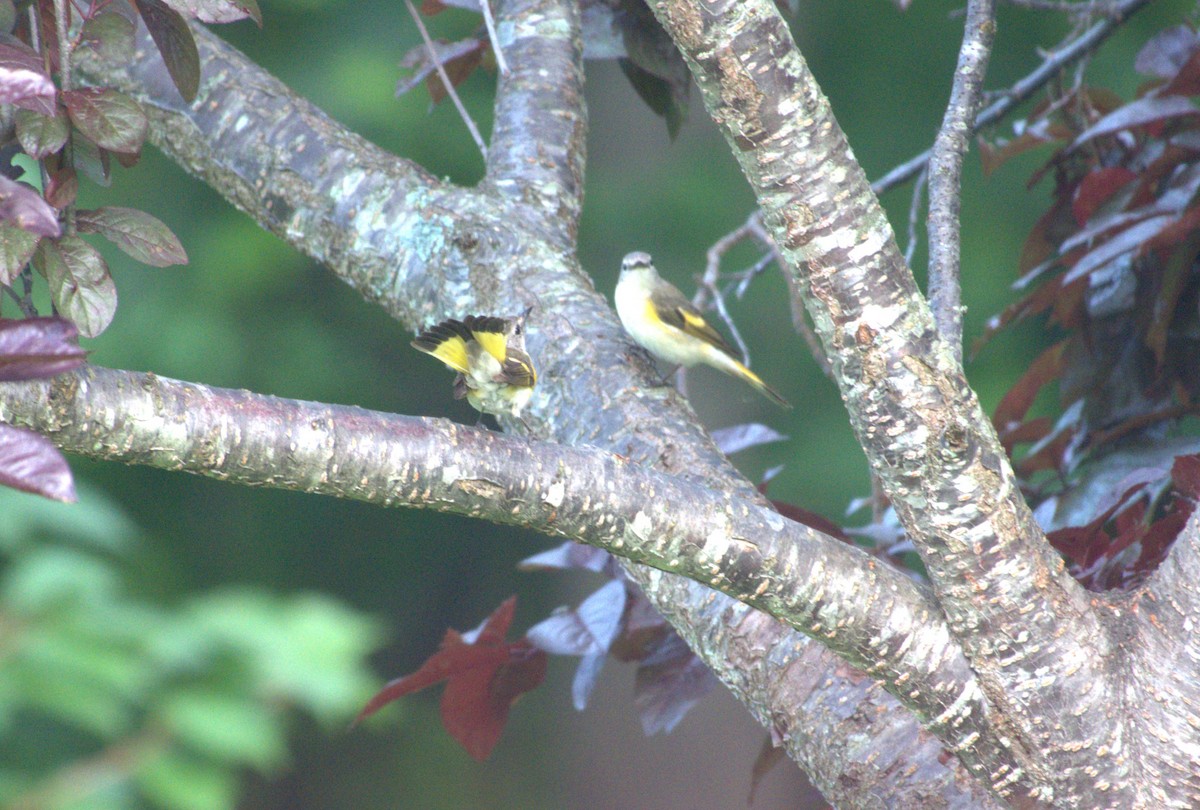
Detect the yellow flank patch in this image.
<box><xmin>427</xmin><ymin>337</ymin><xmax>470</xmax><ymax>373</ymax></box>
<box><xmin>471</xmin><ymin>329</ymin><xmax>508</xmax><ymax>363</ymax></box>
<box><xmin>644</xmin><ymin>298</ymin><xmax>664</xmax><ymax>326</ymax></box>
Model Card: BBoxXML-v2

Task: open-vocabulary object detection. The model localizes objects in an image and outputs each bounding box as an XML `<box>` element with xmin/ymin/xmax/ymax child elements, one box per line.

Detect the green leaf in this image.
<box><xmin>134</xmin><ymin>0</ymin><xmax>201</xmax><ymax>103</ymax></box>
<box><xmin>36</xmin><ymin>236</ymin><xmax>118</xmax><ymax>338</ymax></box>
<box><xmin>62</xmin><ymin>88</ymin><xmax>148</xmax><ymax>154</ymax></box>
<box><xmin>78</xmin><ymin>11</ymin><xmax>138</xmax><ymax>65</ymax></box>
<box><xmin>161</xmin><ymin>688</ymin><xmax>286</xmax><ymax>768</ymax></box>
<box><xmin>0</xmin><ymin>221</ymin><xmax>39</xmax><ymax>285</ymax></box>
<box><xmin>136</xmin><ymin>750</ymin><xmax>238</xmax><ymax>810</ymax></box>
<box><xmin>15</xmin><ymin>108</ymin><xmax>68</xmax><ymax>158</ymax></box>
<box><xmin>77</xmin><ymin>207</ymin><xmax>189</xmax><ymax>267</ymax></box>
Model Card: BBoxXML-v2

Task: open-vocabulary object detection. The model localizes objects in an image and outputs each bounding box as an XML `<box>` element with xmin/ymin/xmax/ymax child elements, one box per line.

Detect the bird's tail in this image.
<box><xmin>714</xmin><ymin>354</ymin><xmax>791</xmax><ymax>409</ymax></box>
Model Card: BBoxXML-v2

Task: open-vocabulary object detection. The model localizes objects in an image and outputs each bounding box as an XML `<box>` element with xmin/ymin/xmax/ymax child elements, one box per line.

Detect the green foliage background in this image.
<box><xmin>4</xmin><ymin>0</ymin><xmax>1195</xmax><ymax>807</ymax></box>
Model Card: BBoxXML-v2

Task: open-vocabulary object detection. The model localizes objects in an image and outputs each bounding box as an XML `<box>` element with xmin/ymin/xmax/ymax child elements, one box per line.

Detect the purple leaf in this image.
<box><xmin>634</xmin><ymin>633</ymin><xmax>717</xmax><ymax>735</ymax></box>
<box><xmin>63</xmin><ymin>89</ymin><xmax>149</xmax><ymax>155</ymax></box>
<box><xmin>711</xmin><ymin>423</ymin><xmax>788</xmax><ymax>455</ymax></box>
<box><xmin>0</xmin><ymin>176</ymin><xmax>60</xmax><ymax>238</ymax></box>
<box><xmin>526</xmin><ymin>580</ymin><xmax>627</xmax><ymax>657</ymax></box>
<box><xmin>162</xmin><ymin>0</ymin><xmax>262</xmax><ymax>25</ymax></box>
<box><xmin>1135</xmin><ymin>26</ymin><xmax>1200</xmax><ymax>78</ymax></box>
<box><xmin>1062</xmin><ymin>215</ymin><xmax>1174</xmax><ymax>285</ymax></box>
<box><xmin>397</xmin><ymin>38</ymin><xmax>486</xmax><ymax>99</ymax></box>
<box><xmin>134</xmin><ymin>0</ymin><xmax>201</xmax><ymax>103</ymax></box>
<box><xmin>0</xmin><ymin>425</ymin><xmax>76</xmax><ymax>502</ymax></box>
<box><xmin>571</xmin><ymin>653</ymin><xmax>607</xmax><ymax>711</ymax></box>
<box><xmin>0</xmin><ymin>222</ymin><xmax>41</xmax><ymax>285</ymax></box>
<box><xmin>36</xmin><ymin>237</ymin><xmax>118</xmax><ymax>338</ymax></box>
<box><xmin>76</xmin><ymin>207</ymin><xmax>188</xmax><ymax>267</ymax></box>
<box><xmin>518</xmin><ymin>540</ymin><xmax>612</xmax><ymax>573</ymax></box>
<box><xmin>0</xmin><ymin>317</ymin><xmax>85</xmax><ymax>381</ymax></box>
<box><xmin>0</xmin><ymin>42</ymin><xmax>56</xmax><ymax>115</ymax></box>
<box><xmin>1071</xmin><ymin>96</ymin><xmax>1200</xmax><ymax>150</ymax></box>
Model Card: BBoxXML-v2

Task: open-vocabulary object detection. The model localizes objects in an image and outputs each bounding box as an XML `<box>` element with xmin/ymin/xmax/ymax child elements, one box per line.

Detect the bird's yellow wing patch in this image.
<box><xmin>671</xmin><ymin>305</ymin><xmax>736</xmax><ymax>355</ymax></box>
<box><xmin>463</xmin><ymin>316</ymin><xmax>510</xmax><ymax>363</ymax></box>
<box><xmin>411</xmin><ymin>320</ymin><xmax>474</xmax><ymax>373</ymax></box>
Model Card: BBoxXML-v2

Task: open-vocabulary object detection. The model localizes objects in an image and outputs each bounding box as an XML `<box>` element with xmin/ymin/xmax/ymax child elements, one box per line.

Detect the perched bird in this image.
<box><xmin>411</xmin><ymin>308</ymin><xmax>537</xmax><ymax>419</ymax></box>
<box><xmin>615</xmin><ymin>252</ymin><xmax>791</xmax><ymax>409</ymax></box>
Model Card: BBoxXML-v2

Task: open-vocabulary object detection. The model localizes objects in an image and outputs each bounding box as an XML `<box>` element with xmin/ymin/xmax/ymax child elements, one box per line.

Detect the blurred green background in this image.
<box><xmin>3</xmin><ymin>0</ymin><xmax>1193</xmax><ymax>807</ymax></box>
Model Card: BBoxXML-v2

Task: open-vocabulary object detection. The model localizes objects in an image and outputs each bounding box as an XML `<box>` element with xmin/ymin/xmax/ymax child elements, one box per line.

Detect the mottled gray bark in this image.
<box><xmin>6</xmin><ymin>0</ymin><xmax>1184</xmax><ymax>806</ymax></box>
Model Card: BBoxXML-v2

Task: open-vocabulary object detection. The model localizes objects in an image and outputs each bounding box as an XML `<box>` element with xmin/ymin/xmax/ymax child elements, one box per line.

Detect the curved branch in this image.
<box><xmin>649</xmin><ymin>0</ymin><xmax>1123</xmax><ymax>800</ymax></box>
<box><xmin>927</xmin><ymin>0</ymin><xmax>995</xmax><ymax>362</ymax></box>
<box><xmin>485</xmin><ymin>0</ymin><xmax>588</xmax><ymax>248</ymax></box>
<box><xmin>0</xmin><ymin>365</ymin><xmax>1019</xmax><ymax>800</ymax></box>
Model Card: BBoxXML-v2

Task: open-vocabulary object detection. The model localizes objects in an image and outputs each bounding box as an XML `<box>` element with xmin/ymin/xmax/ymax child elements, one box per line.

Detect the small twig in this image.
<box><xmin>1002</xmin><ymin>0</ymin><xmax>1120</xmax><ymax>13</ymax></box>
<box><xmin>871</xmin><ymin>0</ymin><xmax>1153</xmax><ymax>196</ymax></box>
<box><xmin>404</xmin><ymin>0</ymin><xmax>488</xmax><ymax>159</ymax></box>
<box><xmin>479</xmin><ymin>0</ymin><xmax>510</xmax><ymax>75</ymax></box>
<box><xmin>927</xmin><ymin>0</ymin><xmax>996</xmax><ymax>363</ymax></box>
<box><xmin>696</xmin><ymin>212</ymin><xmax>758</xmax><ymax>311</ymax></box>
<box><xmin>904</xmin><ymin>166</ymin><xmax>928</xmax><ymax>267</ymax></box>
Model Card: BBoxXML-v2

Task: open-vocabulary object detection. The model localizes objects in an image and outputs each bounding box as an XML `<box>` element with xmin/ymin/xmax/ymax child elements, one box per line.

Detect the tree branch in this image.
<box><xmin>926</xmin><ymin>0</ymin><xmax>995</xmax><ymax>362</ymax></box>
<box><xmin>68</xmin><ymin>8</ymin><xmax>1006</xmax><ymax>801</ymax></box>
<box><xmin>0</xmin><ymin>363</ymin><xmax>1017</xmax><ymax>800</ymax></box>
<box><xmin>485</xmin><ymin>0</ymin><xmax>588</xmax><ymax>249</ymax></box>
<box><xmin>871</xmin><ymin>0</ymin><xmax>1154</xmax><ymax>195</ymax></box>
<box><xmin>649</xmin><ymin>0</ymin><xmax>1126</xmax><ymax>799</ymax></box>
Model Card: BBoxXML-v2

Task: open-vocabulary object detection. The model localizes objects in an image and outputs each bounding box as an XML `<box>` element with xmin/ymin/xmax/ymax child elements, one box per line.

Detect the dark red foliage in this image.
<box><xmin>981</xmin><ymin>24</ymin><xmax>1200</xmax><ymax>589</ymax></box>
<box><xmin>355</xmin><ymin>597</ymin><xmax>547</xmax><ymax>761</ymax></box>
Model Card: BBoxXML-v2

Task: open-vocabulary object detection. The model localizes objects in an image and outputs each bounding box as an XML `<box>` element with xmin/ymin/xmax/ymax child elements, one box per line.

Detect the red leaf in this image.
<box><xmin>0</xmin><ymin>222</ymin><xmax>41</xmax><ymax>285</ymax></box>
<box><xmin>354</xmin><ymin>597</ymin><xmax>547</xmax><ymax>761</ymax></box>
<box><xmin>0</xmin><ymin>424</ymin><xmax>76</xmax><ymax>502</ymax></box>
<box><xmin>1145</xmin><ymin>234</ymin><xmax>1200</xmax><ymax>368</ymax></box>
<box><xmin>76</xmin><ymin>207</ymin><xmax>188</xmax><ymax>267</ymax></box>
<box><xmin>765</xmin><ymin>498</ymin><xmax>850</xmax><ymax>542</ymax></box>
<box><xmin>0</xmin><ymin>175</ymin><xmax>59</xmax><ymax>238</ymax></box>
<box><xmin>1072</xmin><ymin>167</ymin><xmax>1137</xmax><ymax>227</ymax></box>
<box><xmin>35</xmin><ymin>236</ymin><xmax>118</xmax><ymax>338</ymax></box>
<box><xmin>0</xmin><ymin>41</ymin><xmax>56</xmax><ymax>115</ymax></box>
<box><xmin>1071</xmin><ymin>96</ymin><xmax>1200</xmax><ymax>150</ymax></box>
<box><xmin>0</xmin><ymin>317</ymin><xmax>85</xmax><ymax>381</ymax></box>
<box><xmin>1171</xmin><ymin>455</ymin><xmax>1200</xmax><ymax>500</ymax></box>
<box><xmin>994</xmin><ymin>340</ymin><xmax>1066</xmax><ymax>430</ymax></box>
<box><xmin>1163</xmin><ymin>49</ymin><xmax>1200</xmax><ymax>97</ymax></box>
<box><xmin>1062</xmin><ymin>214</ymin><xmax>1174</xmax><ymax>285</ymax></box>
<box><xmin>62</xmin><ymin>88</ymin><xmax>149</xmax><ymax>155</ymax></box>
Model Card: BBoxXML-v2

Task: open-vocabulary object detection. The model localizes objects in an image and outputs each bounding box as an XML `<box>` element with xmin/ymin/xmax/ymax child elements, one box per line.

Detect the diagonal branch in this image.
<box><xmin>926</xmin><ymin>0</ymin><xmax>995</xmax><ymax>363</ymax></box>
<box><xmin>0</xmin><ymin>364</ymin><xmax>1014</xmax><ymax>800</ymax></box>
<box><xmin>485</xmin><ymin>0</ymin><xmax>588</xmax><ymax>248</ymax></box>
<box><xmin>649</xmin><ymin>0</ymin><xmax>1124</xmax><ymax>800</ymax></box>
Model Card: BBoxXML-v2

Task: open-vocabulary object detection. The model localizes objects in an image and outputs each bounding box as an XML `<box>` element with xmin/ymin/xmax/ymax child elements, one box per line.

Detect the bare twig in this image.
<box><xmin>904</xmin><ymin>165</ymin><xmax>927</xmax><ymax>267</ymax></box>
<box><xmin>927</xmin><ymin>0</ymin><xmax>996</xmax><ymax>362</ymax></box>
<box><xmin>872</xmin><ymin>0</ymin><xmax>1153</xmax><ymax>196</ymax></box>
<box><xmin>479</xmin><ymin>0</ymin><xmax>510</xmax><ymax>75</ymax></box>
<box><xmin>404</xmin><ymin>0</ymin><xmax>488</xmax><ymax>159</ymax></box>
<box><xmin>1003</xmin><ymin>0</ymin><xmax>1120</xmax><ymax>13</ymax></box>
